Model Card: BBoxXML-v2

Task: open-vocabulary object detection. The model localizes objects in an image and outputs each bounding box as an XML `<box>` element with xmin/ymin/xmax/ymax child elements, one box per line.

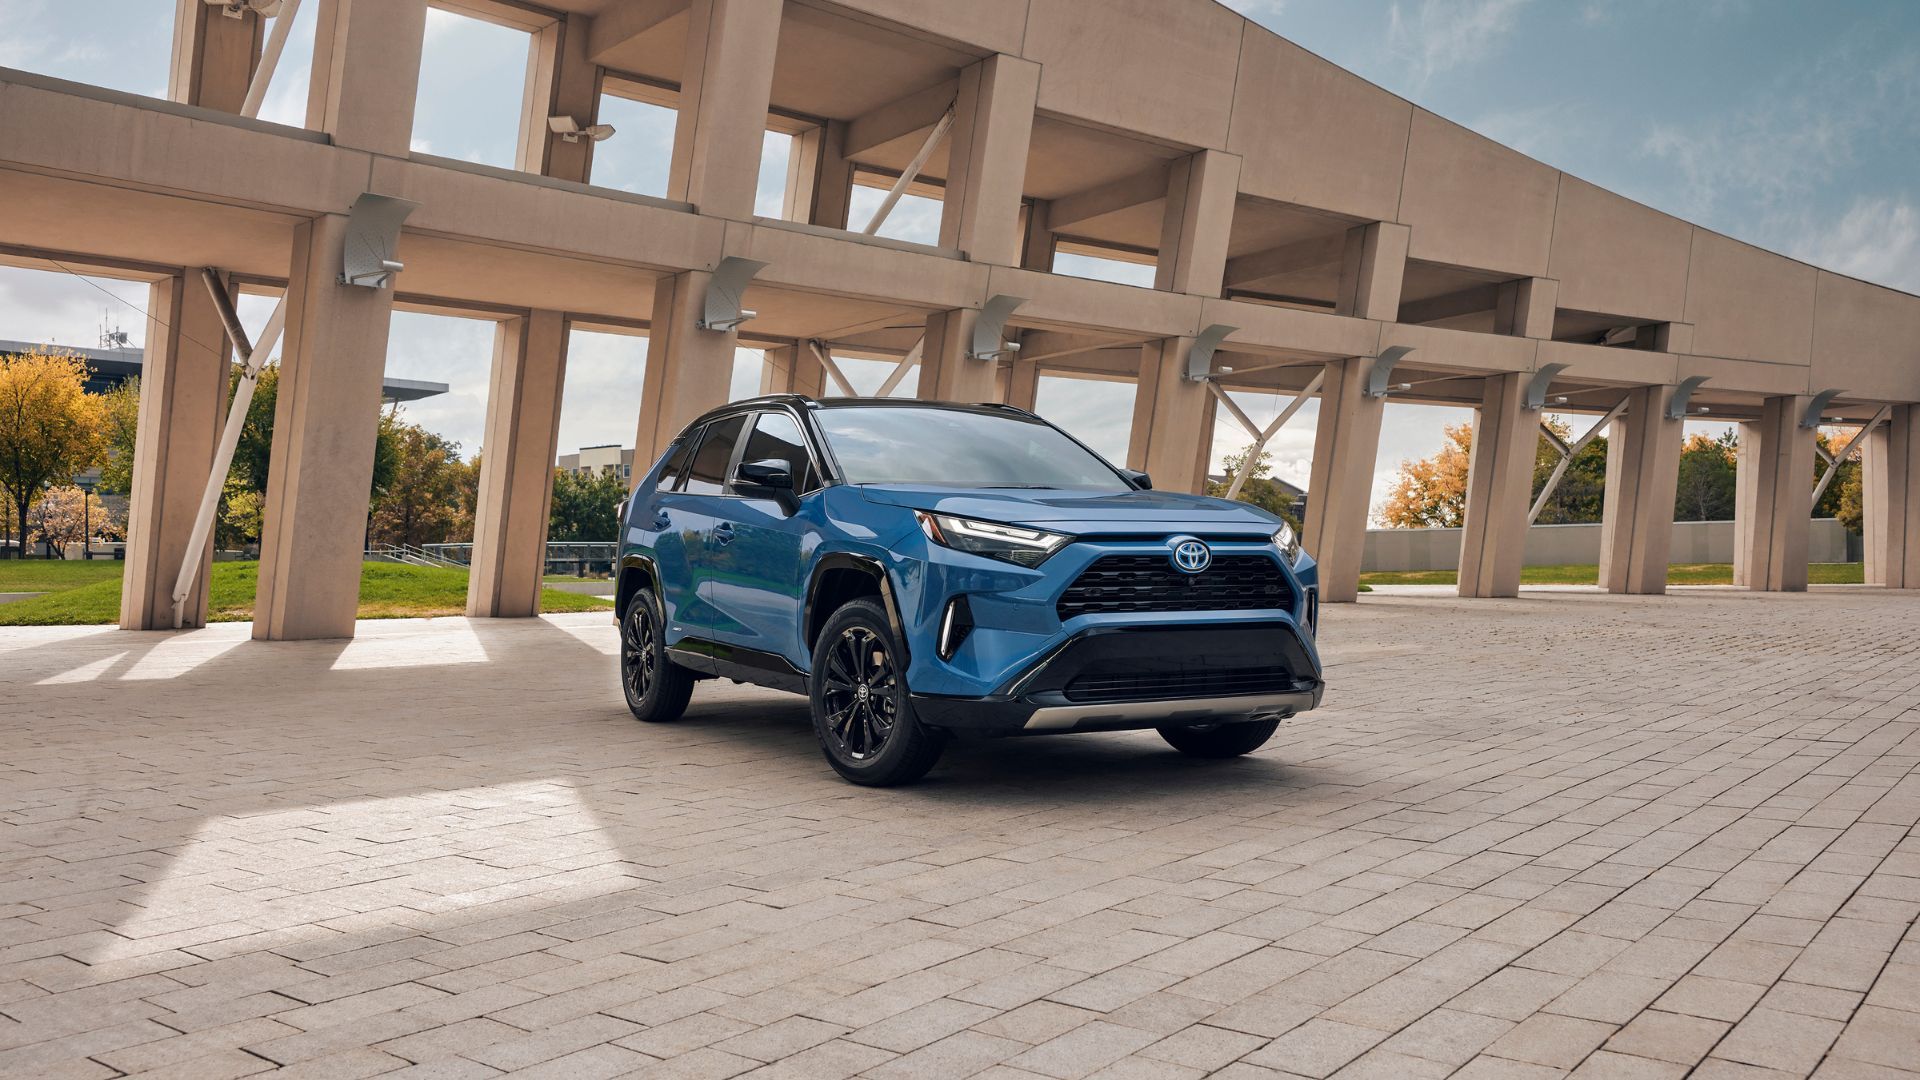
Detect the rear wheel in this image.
<box><xmin>809</xmin><ymin>598</ymin><xmax>943</xmax><ymax>786</ymax></box>
<box><xmin>621</xmin><ymin>590</ymin><xmax>695</xmax><ymax>723</ymax></box>
<box><xmin>1158</xmin><ymin>719</ymin><xmax>1280</xmax><ymax>758</ymax></box>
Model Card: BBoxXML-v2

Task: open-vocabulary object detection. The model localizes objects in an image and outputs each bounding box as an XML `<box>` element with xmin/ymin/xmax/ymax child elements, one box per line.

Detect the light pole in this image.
<box><xmin>75</xmin><ymin>476</ymin><xmax>93</xmax><ymax>560</ymax></box>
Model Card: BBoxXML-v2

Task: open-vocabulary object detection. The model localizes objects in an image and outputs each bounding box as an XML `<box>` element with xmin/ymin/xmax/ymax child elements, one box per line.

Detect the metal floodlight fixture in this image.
<box><xmin>1552</xmin><ymin>395</ymin><xmax>1569</xmax><ymax>405</ymax></box>
<box><xmin>1393</xmin><ymin>382</ymin><xmax>1413</xmax><ymax>391</ymax></box>
<box><xmin>204</xmin><ymin>0</ymin><xmax>283</xmax><ymax>17</ymax></box>
<box><xmin>1696</xmin><ymin>406</ymin><xmax>1712</xmax><ymax>415</ymax></box>
<box><xmin>708</xmin><ymin>309</ymin><xmax>757</xmax><ymax>333</ymax></box>
<box><xmin>548</xmin><ymin>116</ymin><xmax>616</xmax><ymax>143</ymax></box>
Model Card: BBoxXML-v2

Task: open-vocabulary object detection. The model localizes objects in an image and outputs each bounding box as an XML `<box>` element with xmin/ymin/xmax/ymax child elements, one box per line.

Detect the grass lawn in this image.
<box><xmin>1360</xmin><ymin>562</ymin><xmax>1866</xmax><ymax>587</ymax></box>
<box><xmin>0</xmin><ymin>561</ymin><xmax>613</xmax><ymax>626</ymax></box>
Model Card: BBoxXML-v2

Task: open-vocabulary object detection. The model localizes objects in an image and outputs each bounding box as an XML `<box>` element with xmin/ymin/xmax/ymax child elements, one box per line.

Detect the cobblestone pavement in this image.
<box><xmin>3</xmin><ymin>588</ymin><xmax>1918</xmax><ymax>1079</ymax></box>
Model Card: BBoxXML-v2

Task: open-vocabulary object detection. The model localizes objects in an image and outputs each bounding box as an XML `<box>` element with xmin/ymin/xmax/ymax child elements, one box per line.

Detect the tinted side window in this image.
<box><xmin>682</xmin><ymin>415</ymin><xmax>745</xmax><ymax>495</ymax></box>
<box><xmin>654</xmin><ymin>439</ymin><xmax>692</xmax><ymax>490</ymax></box>
<box><xmin>738</xmin><ymin>412</ymin><xmax>817</xmax><ymax>493</ymax></box>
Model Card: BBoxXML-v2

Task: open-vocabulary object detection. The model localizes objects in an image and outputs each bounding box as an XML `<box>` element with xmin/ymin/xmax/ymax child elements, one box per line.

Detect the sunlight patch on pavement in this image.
<box><xmin>120</xmin><ymin>626</ymin><xmax>251</xmax><ymax>680</ymax></box>
<box><xmin>331</xmin><ymin>617</ymin><xmax>489</xmax><ymax>670</ymax></box>
<box><xmin>89</xmin><ymin>781</ymin><xmax>622</xmax><ymax>963</ymax></box>
<box><xmin>36</xmin><ymin>651</ymin><xmax>127</xmax><ymax>684</ymax></box>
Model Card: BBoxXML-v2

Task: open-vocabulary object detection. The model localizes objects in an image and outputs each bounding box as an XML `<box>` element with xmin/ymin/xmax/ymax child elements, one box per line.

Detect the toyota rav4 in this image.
<box><xmin>614</xmin><ymin>396</ymin><xmax>1323</xmax><ymax>786</ymax></box>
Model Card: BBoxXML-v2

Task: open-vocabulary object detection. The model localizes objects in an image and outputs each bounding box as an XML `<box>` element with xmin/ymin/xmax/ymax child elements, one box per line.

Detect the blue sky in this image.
<box><xmin>2</xmin><ymin>0</ymin><xmax>1913</xmax><ymax>508</ymax></box>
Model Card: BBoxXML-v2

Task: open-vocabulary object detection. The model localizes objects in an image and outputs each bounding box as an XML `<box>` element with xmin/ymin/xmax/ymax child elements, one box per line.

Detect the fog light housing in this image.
<box><xmin>938</xmin><ymin>595</ymin><xmax>974</xmax><ymax>660</ymax></box>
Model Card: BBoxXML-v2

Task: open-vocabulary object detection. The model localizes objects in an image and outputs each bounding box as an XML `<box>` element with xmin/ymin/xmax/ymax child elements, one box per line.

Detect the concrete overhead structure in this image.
<box><xmin>3</xmin><ymin>0</ymin><xmax>1916</xmax><ymax>638</ymax></box>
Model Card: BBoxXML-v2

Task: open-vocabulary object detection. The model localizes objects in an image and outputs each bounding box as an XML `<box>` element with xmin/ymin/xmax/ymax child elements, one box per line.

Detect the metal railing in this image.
<box><xmin>375</xmin><ymin>541</ymin><xmax>619</xmax><ymax>578</ymax></box>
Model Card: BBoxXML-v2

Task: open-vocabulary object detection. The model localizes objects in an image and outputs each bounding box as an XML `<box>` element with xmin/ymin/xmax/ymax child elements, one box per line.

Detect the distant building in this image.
<box><xmin>0</xmin><ymin>338</ymin><xmax>450</xmax><ymax>404</ymax></box>
<box><xmin>557</xmin><ymin>444</ymin><xmax>634</xmax><ymax>481</ymax></box>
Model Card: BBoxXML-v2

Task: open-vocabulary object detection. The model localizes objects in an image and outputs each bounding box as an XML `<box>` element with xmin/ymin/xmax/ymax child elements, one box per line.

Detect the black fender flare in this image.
<box><xmin>803</xmin><ymin>551</ymin><xmax>911</xmax><ymax>666</ymax></box>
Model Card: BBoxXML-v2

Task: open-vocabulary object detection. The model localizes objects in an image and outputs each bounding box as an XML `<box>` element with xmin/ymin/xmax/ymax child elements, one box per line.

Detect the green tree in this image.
<box><xmin>0</xmin><ymin>348</ymin><xmax>106</xmax><ymax>558</ymax></box>
<box><xmin>97</xmin><ymin>376</ymin><xmax>142</xmax><ymax>496</ymax></box>
<box><xmin>1813</xmin><ymin>430</ymin><xmax>1860</xmax><ymax>528</ymax></box>
<box><xmin>368</xmin><ymin>417</ymin><xmax>474</xmax><ymax>547</ymax></box>
<box><xmin>547</xmin><ymin>467</ymin><xmax>626</xmax><ymax>542</ymax></box>
<box><xmin>1674</xmin><ymin>430</ymin><xmax>1738</xmax><ymax>522</ymax></box>
<box><xmin>1207</xmin><ymin>448</ymin><xmax>1298</xmax><ymax>526</ymax></box>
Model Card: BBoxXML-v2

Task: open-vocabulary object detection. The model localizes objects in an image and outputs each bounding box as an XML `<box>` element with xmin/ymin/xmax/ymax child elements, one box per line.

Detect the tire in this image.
<box><xmin>620</xmin><ymin>590</ymin><xmax>695</xmax><ymax>723</ymax></box>
<box><xmin>1158</xmin><ymin>719</ymin><xmax>1280</xmax><ymax>758</ymax></box>
<box><xmin>809</xmin><ymin>598</ymin><xmax>943</xmax><ymax>786</ymax></box>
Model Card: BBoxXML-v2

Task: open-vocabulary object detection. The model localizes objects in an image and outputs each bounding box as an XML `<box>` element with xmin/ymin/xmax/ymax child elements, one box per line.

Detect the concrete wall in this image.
<box><xmin>1362</xmin><ymin>520</ymin><xmax>1856</xmax><ymax>573</ymax></box>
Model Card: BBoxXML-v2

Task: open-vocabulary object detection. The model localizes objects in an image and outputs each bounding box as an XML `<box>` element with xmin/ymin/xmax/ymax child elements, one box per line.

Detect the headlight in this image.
<box><xmin>1273</xmin><ymin>520</ymin><xmax>1302</xmax><ymax>564</ymax></box>
<box><xmin>915</xmin><ymin>511</ymin><xmax>1067</xmax><ymax>567</ymax></box>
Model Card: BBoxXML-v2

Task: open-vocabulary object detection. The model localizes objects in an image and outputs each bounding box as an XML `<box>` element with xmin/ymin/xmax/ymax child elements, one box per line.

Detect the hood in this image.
<box><xmin>854</xmin><ymin>484</ymin><xmax>1281</xmax><ymax>536</ymax></box>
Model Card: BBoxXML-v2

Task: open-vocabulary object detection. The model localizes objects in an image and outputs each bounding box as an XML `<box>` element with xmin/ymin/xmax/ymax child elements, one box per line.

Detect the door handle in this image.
<box><xmin>651</xmin><ymin>507</ymin><xmax>671</xmax><ymax>530</ymax></box>
<box><xmin>712</xmin><ymin>522</ymin><xmax>736</xmax><ymax>546</ymax></box>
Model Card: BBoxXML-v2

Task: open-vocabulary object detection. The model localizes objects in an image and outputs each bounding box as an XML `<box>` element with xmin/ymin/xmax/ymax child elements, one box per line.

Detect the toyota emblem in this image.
<box><xmin>1170</xmin><ymin>537</ymin><xmax>1212</xmax><ymax>574</ymax></box>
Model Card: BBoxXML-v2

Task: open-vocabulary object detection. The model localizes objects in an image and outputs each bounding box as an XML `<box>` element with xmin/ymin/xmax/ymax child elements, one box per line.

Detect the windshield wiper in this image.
<box><xmin>978</xmin><ymin>483</ymin><xmax>1057</xmax><ymax>489</ymax></box>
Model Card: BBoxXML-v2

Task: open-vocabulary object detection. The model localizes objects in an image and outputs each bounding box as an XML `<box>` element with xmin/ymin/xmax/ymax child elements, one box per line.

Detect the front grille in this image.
<box><xmin>1057</xmin><ymin>555</ymin><xmax>1291</xmax><ymax>620</ymax></box>
<box><xmin>1063</xmin><ymin>666</ymin><xmax>1298</xmax><ymax>704</ymax></box>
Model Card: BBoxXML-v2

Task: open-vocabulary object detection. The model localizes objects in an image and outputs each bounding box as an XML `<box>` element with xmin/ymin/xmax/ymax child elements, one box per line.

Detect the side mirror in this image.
<box><xmin>1120</xmin><ymin>469</ymin><xmax>1153</xmax><ymax>490</ymax></box>
<box><xmin>734</xmin><ymin>458</ymin><xmax>794</xmax><ymax>491</ymax></box>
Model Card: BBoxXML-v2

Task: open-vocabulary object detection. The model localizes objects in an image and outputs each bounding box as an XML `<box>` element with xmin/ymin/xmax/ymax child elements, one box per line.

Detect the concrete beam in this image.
<box><xmin>1397</xmin><ymin>283</ymin><xmax>1502</xmax><ymax>327</ymax></box>
<box><xmin>917</xmin><ymin>308</ymin><xmax>1000</xmax><ymax>403</ymax></box>
<box><xmin>1048</xmin><ymin>164</ymin><xmax>1172</xmax><ymax>232</ymax></box>
<box><xmin>1223</xmin><ymin>232</ymin><xmax>1345</xmax><ymax>291</ymax></box>
<box><xmin>1495</xmin><ymin>277</ymin><xmax>1558</xmax><ymax>339</ymax></box>
<box><xmin>783</xmin><ymin>122</ymin><xmax>855</xmax><ymax>229</ymax></box>
<box><xmin>517</xmin><ymin>14</ymin><xmax>600</xmax><ymax>182</ymax></box>
<box><xmin>634</xmin><ymin>270</ymin><xmax>738</xmax><ymax>460</ymax></box>
<box><xmin>1128</xmin><ymin>338</ymin><xmax>1214</xmax><ymax>493</ymax></box>
<box><xmin>1335</xmin><ymin>222</ymin><xmax>1409</xmax><ymax>321</ymax></box>
<box><xmin>844</xmin><ymin>78</ymin><xmax>959</xmax><ymax>159</ymax></box>
<box><xmin>468</xmin><ymin>311</ymin><xmax>568</xmax><ymax>618</ymax></box>
<box><xmin>585</xmin><ymin>0</ymin><xmax>689</xmax><ymax>65</ymax></box>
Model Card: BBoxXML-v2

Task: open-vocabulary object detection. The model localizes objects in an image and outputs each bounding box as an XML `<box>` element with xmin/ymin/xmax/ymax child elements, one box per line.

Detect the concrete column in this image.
<box><xmin>1732</xmin><ymin>421</ymin><xmax>1760</xmax><ymax>587</ymax></box>
<box><xmin>1020</xmin><ymin>200</ymin><xmax>1055</xmax><ymax>272</ymax></box>
<box><xmin>1125</xmin><ymin>340</ymin><xmax>1214</xmax><ymax>493</ymax></box>
<box><xmin>1456</xmin><ymin>373</ymin><xmax>1536</xmax><ymax>598</ymax></box>
<box><xmin>1156</xmin><ymin>150</ymin><xmax>1242</xmax><ymax>296</ymax></box>
<box><xmin>668</xmin><ymin>0</ymin><xmax>782</xmax><ymax>219</ymax></box>
<box><xmin>170</xmin><ymin>0</ymin><xmax>261</xmax><ymax>111</ymax></box>
<box><xmin>1863</xmin><ymin>405</ymin><xmax>1919</xmax><ymax>588</ymax></box>
<box><xmin>939</xmin><ymin>54</ymin><xmax>1041</xmax><ymax>265</ymax></box>
<box><xmin>253</xmin><ymin>216</ymin><xmax>397</xmax><ymax>640</ymax></box>
<box><xmin>633</xmin><ymin>271</ymin><xmax>736</xmax><ymax>460</ymax></box>
<box><xmin>468</xmin><ymin>312</ymin><xmax>568</xmax><ymax>618</ymax></box>
<box><xmin>784</xmin><ymin>123</ymin><xmax>854</xmax><ymax>229</ymax></box>
<box><xmin>917</xmin><ymin>309</ymin><xmax>1000</xmax><ymax>403</ymax></box>
<box><xmin>1007</xmin><ymin>353</ymin><xmax>1040</xmax><ymax>411</ymax></box>
<box><xmin>1735</xmin><ymin>395</ymin><xmax>1814</xmax><ymax>592</ymax></box>
<box><xmin>307</xmin><ymin>0</ymin><xmax>429</xmax><ymax>156</ymax></box>
<box><xmin>1597</xmin><ymin>385</ymin><xmax>1682</xmax><ymax>594</ymax></box>
<box><xmin>1495</xmin><ymin>278</ymin><xmax>1558</xmax><ymax>338</ymax></box>
<box><xmin>517</xmin><ymin>15</ymin><xmax>599</xmax><ymax>182</ymax></box>
<box><xmin>1304</xmin><ymin>356</ymin><xmax>1385</xmax><ymax>603</ymax></box>
<box><xmin>119</xmin><ymin>275</ymin><xmax>231</xmax><ymax>630</ymax></box>
<box><xmin>758</xmin><ymin>341</ymin><xmax>824</xmax><ymax>397</ymax></box>
<box><xmin>1334</xmin><ymin>222</ymin><xmax>1409</xmax><ymax>321</ymax></box>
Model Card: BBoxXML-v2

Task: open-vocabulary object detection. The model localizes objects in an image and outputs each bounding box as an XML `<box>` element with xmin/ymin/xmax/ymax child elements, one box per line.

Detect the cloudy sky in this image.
<box><xmin>3</xmin><ymin>0</ymin><xmax>1915</xmax><ymax>504</ymax></box>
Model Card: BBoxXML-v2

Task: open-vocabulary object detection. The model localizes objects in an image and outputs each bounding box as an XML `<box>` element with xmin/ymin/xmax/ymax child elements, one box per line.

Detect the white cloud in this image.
<box><xmin>1386</xmin><ymin>0</ymin><xmax>1531</xmax><ymax>91</ymax></box>
<box><xmin>1785</xmin><ymin>197</ymin><xmax>1920</xmax><ymax>295</ymax></box>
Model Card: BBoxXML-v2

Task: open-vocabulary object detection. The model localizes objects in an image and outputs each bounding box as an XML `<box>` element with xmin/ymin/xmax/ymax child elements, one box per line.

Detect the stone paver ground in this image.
<box><xmin>2</xmin><ymin>588</ymin><xmax>1918</xmax><ymax>1079</ymax></box>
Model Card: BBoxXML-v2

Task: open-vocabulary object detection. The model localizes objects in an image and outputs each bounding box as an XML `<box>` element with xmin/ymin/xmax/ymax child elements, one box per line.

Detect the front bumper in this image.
<box><xmin>911</xmin><ymin>622</ymin><xmax>1323</xmax><ymax>735</ymax></box>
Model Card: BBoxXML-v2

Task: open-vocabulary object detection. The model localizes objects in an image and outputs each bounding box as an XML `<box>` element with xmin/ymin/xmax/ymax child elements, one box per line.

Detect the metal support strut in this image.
<box><xmin>1205</xmin><ymin>371</ymin><xmax>1325</xmax><ymax>500</ymax></box>
<box><xmin>1528</xmin><ymin>397</ymin><xmax>1628</xmax><ymax>525</ymax></box>
<box><xmin>1811</xmin><ymin>405</ymin><xmax>1891</xmax><ymax>507</ymax></box>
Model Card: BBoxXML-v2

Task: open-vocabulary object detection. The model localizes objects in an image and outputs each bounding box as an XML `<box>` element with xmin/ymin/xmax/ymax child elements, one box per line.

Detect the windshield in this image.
<box><xmin>814</xmin><ymin>407</ymin><xmax>1130</xmax><ymax>490</ymax></box>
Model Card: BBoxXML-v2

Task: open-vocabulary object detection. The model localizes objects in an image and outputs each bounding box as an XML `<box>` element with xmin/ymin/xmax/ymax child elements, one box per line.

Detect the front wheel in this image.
<box><xmin>621</xmin><ymin>591</ymin><xmax>695</xmax><ymax>723</ymax></box>
<box><xmin>1158</xmin><ymin>719</ymin><xmax>1280</xmax><ymax>758</ymax></box>
<box><xmin>809</xmin><ymin>598</ymin><xmax>944</xmax><ymax>786</ymax></box>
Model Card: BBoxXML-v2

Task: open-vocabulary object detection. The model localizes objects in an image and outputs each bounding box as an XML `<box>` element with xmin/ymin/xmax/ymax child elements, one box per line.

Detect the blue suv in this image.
<box><xmin>615</xmin><ymin>396</ymin><xmax>1323</xmax><ymax>786</ymax></box>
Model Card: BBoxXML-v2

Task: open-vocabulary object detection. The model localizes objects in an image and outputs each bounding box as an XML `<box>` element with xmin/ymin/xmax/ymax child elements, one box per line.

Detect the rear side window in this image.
<box><xmin>681</xmin><ymin>415</ymin><xmax>745</xmax><ymax>495</ymax></box>
<box><xmin>653</xmin><ymin>439</ymin><xmax>692</xmax><ymax>489</ymax></box>
<box><xmin>738</xmin><ymin>411</ymin><xmax>818</xmax><ymax>493</ymax></box>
